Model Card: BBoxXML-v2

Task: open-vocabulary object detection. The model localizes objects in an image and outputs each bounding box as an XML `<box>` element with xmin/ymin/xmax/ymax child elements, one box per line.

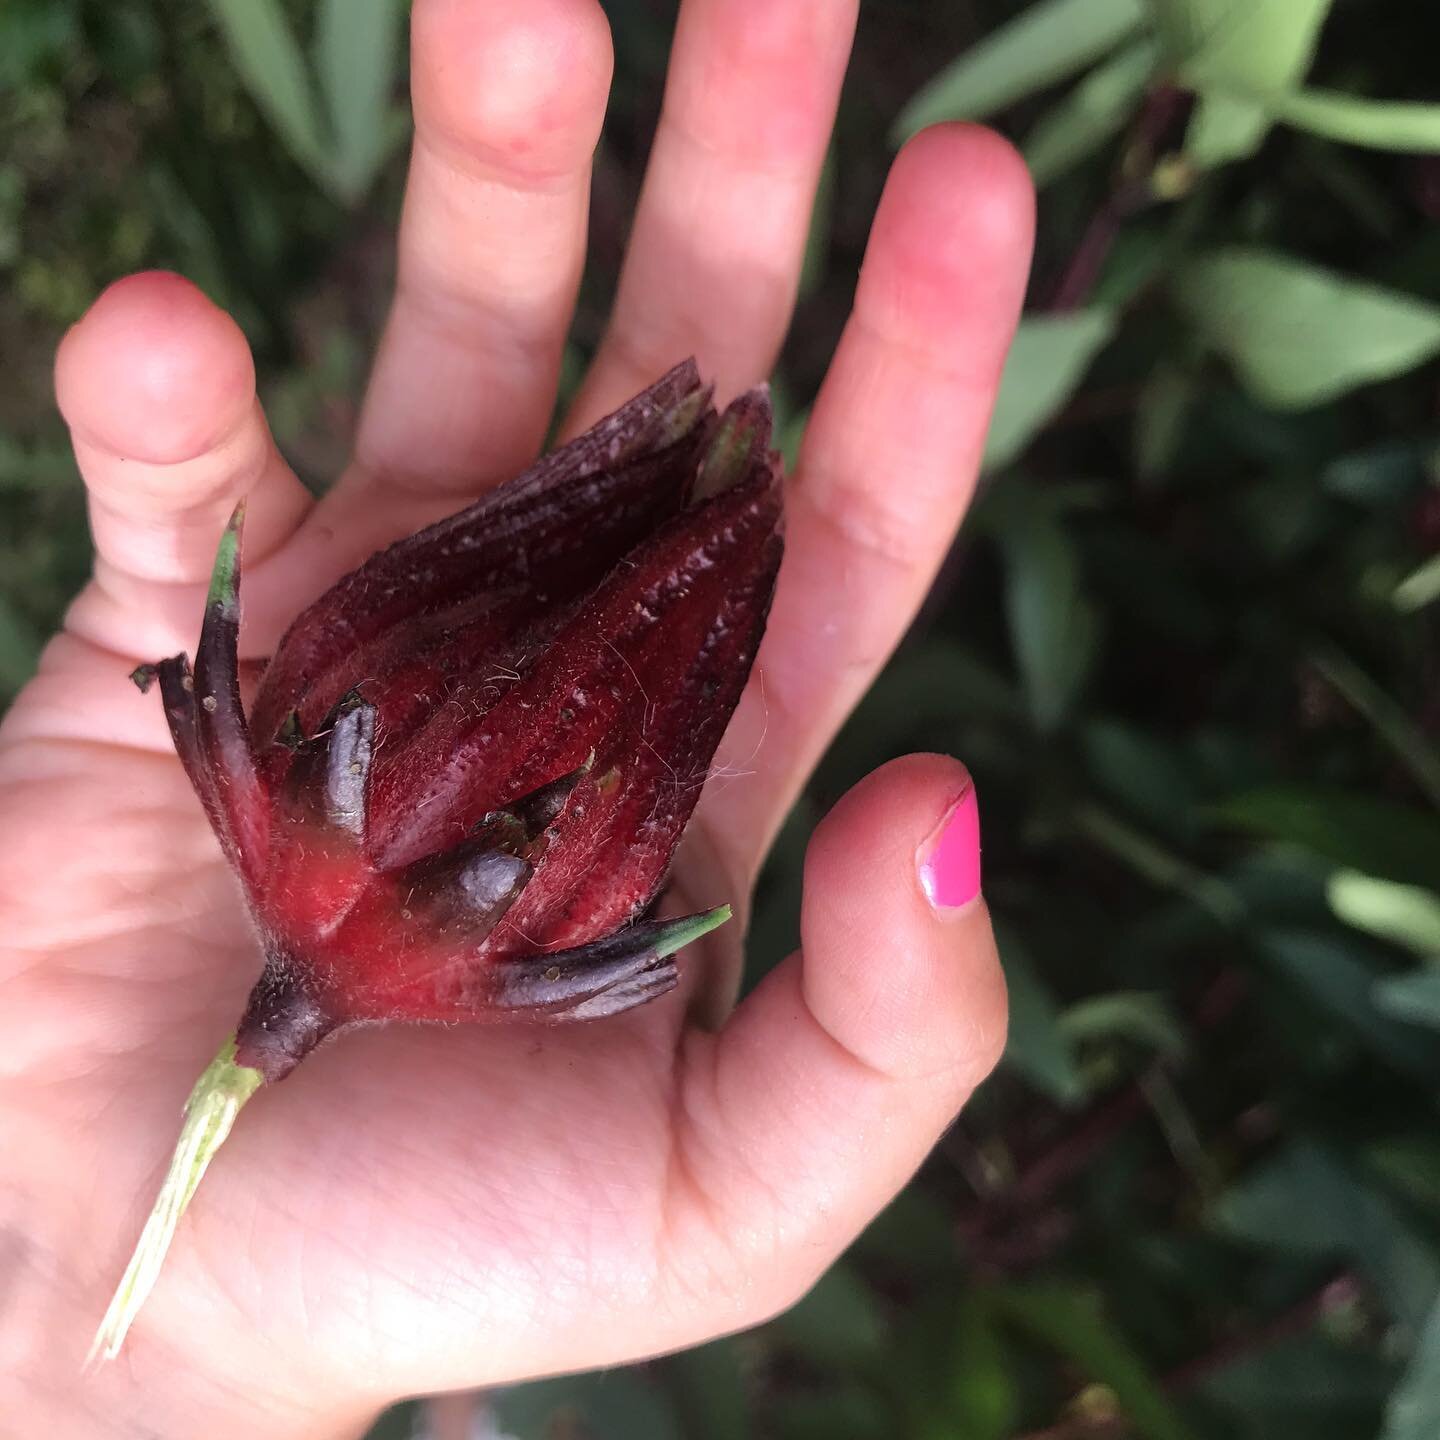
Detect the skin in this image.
<box><xmin>0</xmin><ymin>2</ymin><xmax>1034</xmax><ymax>1435</ymax></box>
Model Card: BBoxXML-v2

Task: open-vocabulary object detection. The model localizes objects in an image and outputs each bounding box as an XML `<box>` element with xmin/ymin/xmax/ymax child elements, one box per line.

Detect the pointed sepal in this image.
<box><xmin>192</xmin><ymin>501</ymin><xmax>268</xmax><ymax>888</ymax></box>
<box><xmin>250</xmin><ymin>361</ymin><xmax>716</xmax><ymax>744</ymax></box>
<box><xmin>487</xmin><ymin>905</ymin><xmax>729</xmax><ymax>1016</ymax></box>
<box><xmin>695</xmin><ymin>386</ymin><xmax>774</xmax><ymax>500</ymax></box>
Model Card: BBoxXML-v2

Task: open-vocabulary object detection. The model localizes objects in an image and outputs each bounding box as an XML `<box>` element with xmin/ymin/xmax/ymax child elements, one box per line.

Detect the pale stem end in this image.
<box><xmin>85</xmin><ymin>1038</ymin><xmax>262</xmax><ymax>1370</ymax></box>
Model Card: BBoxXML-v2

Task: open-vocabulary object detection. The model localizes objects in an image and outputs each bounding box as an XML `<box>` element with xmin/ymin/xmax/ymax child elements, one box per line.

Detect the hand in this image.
<box><xmin>0</xmin><ymin>2</ymin><xmax>1032</xmax><ymax>1435</ymax></box>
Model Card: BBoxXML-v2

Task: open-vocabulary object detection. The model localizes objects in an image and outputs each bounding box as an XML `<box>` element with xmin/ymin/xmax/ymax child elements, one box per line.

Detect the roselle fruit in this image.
<box><xmin>92</xmin><ymin>361</ymin><xmax>783</xmax><ymax>1361</ymax></box>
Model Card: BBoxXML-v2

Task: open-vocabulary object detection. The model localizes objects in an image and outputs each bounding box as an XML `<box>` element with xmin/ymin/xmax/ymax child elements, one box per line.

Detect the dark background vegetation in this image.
<box><xmin>5</xmin><ymin>1</ymin><xmax>1440</xmax><ymax>1436</ymax></box>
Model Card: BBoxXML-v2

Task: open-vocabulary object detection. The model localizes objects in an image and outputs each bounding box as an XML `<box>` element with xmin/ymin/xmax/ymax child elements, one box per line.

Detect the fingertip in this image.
<box><xmin>411</xmin><ymin>0</ymin><xmax>614</xmax><ymax>179</ymax></box>
<box><xmin>889</xmin><ymin>123</ymin><xmax>1037</xmax><ymax>262</ymax></box>
<box><xmin>802</xmin><ymin>753</ymin><xmax>1007</xmax><ymax>1084</ymax></box>
<box><xmin>805</xmin><ymin>752</ymin><xmax>971</xmax><ymax>896</ymax></box>
<box><xmin>898</xmin><ymin>122</ymin><xmax>1035</xmax><ymax>215</ymax></box>
<box><xmin>858</xmin><ymin>123</ymin><xmax>1036</xmax><ymax>345</ymax></box>
<box><xmin>673</xmin><ymin>0</ymin><xmax>858</xmax><ymax>170</ymax></box>
<box><xmin>55</xmin><ymin>271</ymin><xmax>256</xmax><ymax>466</ymax></box>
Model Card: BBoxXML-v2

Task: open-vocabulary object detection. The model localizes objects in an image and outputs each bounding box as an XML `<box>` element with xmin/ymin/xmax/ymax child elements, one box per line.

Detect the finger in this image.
<box><xmin>564</xmin><ymin>0</ymin><xmax>857</xmax><ymax>434</ymax></box>
<box><xmin>664</xmin><ymin>755</ymin><xmax>1005</xmax><ymax>1325</ymax></box>
<box><xmin>341</xmin><ymin>0</ymin><xmax>613</xmax><ymax>506</ymax></box>
<box><xmin>702</xmin><ymin>125</ymin><xmax>1034</xmax><ymax>863</ymax></box>
<box><xmin>54</xmin><ymin>271</ymin><xmax>311</xmax><ymax>660</ymax></box>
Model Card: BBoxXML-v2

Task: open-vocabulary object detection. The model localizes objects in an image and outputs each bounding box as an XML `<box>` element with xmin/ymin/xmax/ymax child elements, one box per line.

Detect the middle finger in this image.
<box><xmin>564</xmin><ymin>0</ymin><xmax>857</xmax><ymax>434</ymax></box>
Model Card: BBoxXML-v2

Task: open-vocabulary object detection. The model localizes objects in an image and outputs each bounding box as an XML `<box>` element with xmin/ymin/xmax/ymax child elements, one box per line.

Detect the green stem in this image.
<box><xmin>1073</xmin><ymin>803</ymin><xmax>1246</xmax><ymax>926</ymax></box>
<box><xmin>1311</xmin><ymin>644</ymin><xmax>1440</xmax><ymax>812</ymax></box>
<box><xmin>87</xmin><ymin>1038</ymin><xmax>262</xmax><ymax>1368</ymax></box>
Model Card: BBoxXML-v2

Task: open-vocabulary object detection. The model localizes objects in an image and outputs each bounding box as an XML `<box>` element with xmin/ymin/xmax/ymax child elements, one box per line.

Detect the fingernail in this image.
<box><xmin>917</xmin><ymin>780</ymin><xmax>981</xmax><ymax>913</ymax></box>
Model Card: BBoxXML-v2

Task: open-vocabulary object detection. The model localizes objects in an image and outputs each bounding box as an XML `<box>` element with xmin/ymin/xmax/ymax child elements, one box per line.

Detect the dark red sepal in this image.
<box><xmin>250</xmin><ymin>360</ymin><xmax>713</xmax><ymax>744</ymax></box>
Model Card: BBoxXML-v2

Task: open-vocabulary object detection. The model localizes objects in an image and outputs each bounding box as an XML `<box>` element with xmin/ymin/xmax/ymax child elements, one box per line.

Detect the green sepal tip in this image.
<box><xmin>205</xmin><ymin>500</ymin><xmax>247</xmax><ymax>611</ymax></box>
<box><xmin>651</xmin><ymin>904</ymin><xmax>732</xmax><ymax>959</ymax></box>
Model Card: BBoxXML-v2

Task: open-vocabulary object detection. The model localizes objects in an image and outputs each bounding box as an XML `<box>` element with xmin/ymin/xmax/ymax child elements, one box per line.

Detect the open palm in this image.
<box><xmin>1</xmin><ymin>3</ymin><xmax>1033</xmax><ymax>1436</ymax></box>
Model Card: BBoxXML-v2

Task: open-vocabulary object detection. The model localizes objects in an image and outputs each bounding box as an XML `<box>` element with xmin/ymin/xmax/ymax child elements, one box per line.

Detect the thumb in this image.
<box><xmin>665</xmin><ymin>753</ymin><xmax>1007</xmax><ymax>1327</ymax></box>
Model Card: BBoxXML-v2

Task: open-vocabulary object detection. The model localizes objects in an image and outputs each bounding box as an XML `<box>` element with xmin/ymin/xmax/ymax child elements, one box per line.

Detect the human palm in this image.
<box><xmin>1</xmin><ymin>2</ymin><xmax>1033</xmax><ymax>1435</ymax></box>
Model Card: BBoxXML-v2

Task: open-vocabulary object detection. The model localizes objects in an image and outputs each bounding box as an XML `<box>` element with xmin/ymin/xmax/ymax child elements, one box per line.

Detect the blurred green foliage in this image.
<box><xmin>4</xmin><ymin>0</ymin><xmax>1440</xmax><ymax>1435</ymax></box>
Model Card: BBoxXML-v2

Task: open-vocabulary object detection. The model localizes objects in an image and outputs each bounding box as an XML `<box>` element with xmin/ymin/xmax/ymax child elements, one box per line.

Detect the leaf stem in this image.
<box><xmin>86</xmin><ymin>1038</ymin><xmax>262</xmax><ymax>1368</ymax></box>
<box><xmin>1311</xmin><ymin>644</ymin><xmax>1440</xmax><ymax>812</ymax></box>
<box><xmin>1048</xmin><ymin>84</ymin><xmax>1189</xmax><ymax>312</ymax></box>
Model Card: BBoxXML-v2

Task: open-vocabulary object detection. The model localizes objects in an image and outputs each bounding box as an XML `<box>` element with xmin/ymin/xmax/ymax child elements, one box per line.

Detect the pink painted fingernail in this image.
<box><xmin>917</xmin><ymin>780</ymin><xmax>981</xmax><ymax>913</ymax></box>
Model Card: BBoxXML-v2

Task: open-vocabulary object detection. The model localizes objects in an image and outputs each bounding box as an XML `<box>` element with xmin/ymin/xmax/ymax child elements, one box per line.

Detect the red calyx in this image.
<box><xmin>134</xmin><ymin>362</ymin><xmax>783</xmax><ymax>1082</ymax></box>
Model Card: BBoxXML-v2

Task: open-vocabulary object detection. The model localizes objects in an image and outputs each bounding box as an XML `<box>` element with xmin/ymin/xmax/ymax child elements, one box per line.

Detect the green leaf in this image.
<box><xmin>1394</xmin><ymin>553</ymin><xmax>1440</xmax><ymax>614</ymax></box>
<box><xmin>1059</xmin><ymin>991</ymin><xmax>1187</xmax><ymax>1057</ymax></box>
<box><xmin>1174</xmin><ymin>248</ymin><xmax>1440</xmax><ymax>409</ymax></box>
<box><xmin>1255</xmin><ymin>89</ymin><xmax>1440</xmax><ymax>155</ymax></box>
<box><xmin>1384</xmin><ymin>1296</ymin><xmax>1440</xmax><ymax>1440</ymax></box>
<box><xmin>863</xmin><ymin>638</ymin><xmax>1023</xmax><ymax>727</ymax></box>
<box><xmin>0</xmin><ymin>0</ymin><xmax>80</xmax><ymax>89</ymax></box>
<box><xmin>775</xmin><ymin>1264</ymin><xmax>887</xmax><ymax>1369</ymax></box>
<box><xmin>985</xmin><ymin>310</ymin><xmax>1116</xmax><ymax>469</ymax></box>
<box><xmin>1259</xmin><ymin>930</ymin><xmax>1440</xmax><ymax>1082</ymax></box>
<box><xmin>1374</xmin><ymin>971</ymin><xmax>1440</xmax><ymax>1031</ymax></box>
<box><xmin>992</xmin><ymin>1283</ymin><xmax>1198</xmax><ymax>1440</ymax></box>
<box><xmin>1215</xmin><ymin>1140</ymin><xmax>1440</xmax><ymax>1332</ymax></box>
<box><xmin>893</xmin><ymin>0</ymin><xmax>1148</xmax><ymax>140</ymax></box>
<box><xmin>205</xmin><ymin>0</ymin><xmax>330</xmax><ymax>179</ymax></box>
<box><xmin>1197</xmin><ymin>1333</ymin><xmax>1394</xmax><ymax>1434</ymax></box>
<box><xmin>1023</xmin><ymin>39</ymin><xmax>1159</xmax><ymax>187</ymax></box>
<box><xmin>1083</xmin><ymin>720</ymin><xmax>1203</xmax><ymax>841</ymax></box>
<box><xmin>1367</xmin><ymin>1136</ymin><xmax>1440</xmax><ymax>1212</ymax></box>
<box><xmin>1216</xmin><ymin>785</ymin><xmax>1440</xmax><ymax>890</ymax></box>
<box><xmin>1328</xmin><ymin>873</ymin><xmax>1440</xmax><ymax>960</ymax></box>
<box><xmin>1134</xmin><ymin>358</ymin><xmax>1200</xmax><ymax>479</ymax></box>
<box><xmin>1322</xmin><ymin>440</ymin><xmax>1432</xmax><ymax>506</ymax></box>
<box><xmin>995</xmin><ymin>923</ymin><xmax>1085</xmax><ymax>1105</ymax></box>
<box><xmin>989</xmin><ymin>487</ymin><xmax>1100</xmax><ymax>732</ymax></box>
<box><xmin>1149</xmin><ymin>0</ymin><xmax>1333</xmax><ymax>80</ymax></box>
<box><xmin>948</xmin><ymin>1296</ymin><xmax>1019</xmax><ymax>1440</ymax></box>
<box><xmin>1184</xmin><ymin>92</ymin><xmax>1272</xmax><ymax>168</ymax></box>
<box><xmin>315</xmin><ymin>0</ymin><xmax>405</xmax><ymax>201</ymax></box>
<box><xmin>1155</xmin><ymin>0</ymin><xmax>1334</xmax><ymax>165</ymax></box>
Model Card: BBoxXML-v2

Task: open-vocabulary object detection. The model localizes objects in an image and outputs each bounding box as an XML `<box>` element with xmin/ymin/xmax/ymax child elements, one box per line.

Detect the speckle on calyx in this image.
<box><xmin>201</xmin><ymin>695</ymin><xmax>218</xmax><ymax>712</ymax></box>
